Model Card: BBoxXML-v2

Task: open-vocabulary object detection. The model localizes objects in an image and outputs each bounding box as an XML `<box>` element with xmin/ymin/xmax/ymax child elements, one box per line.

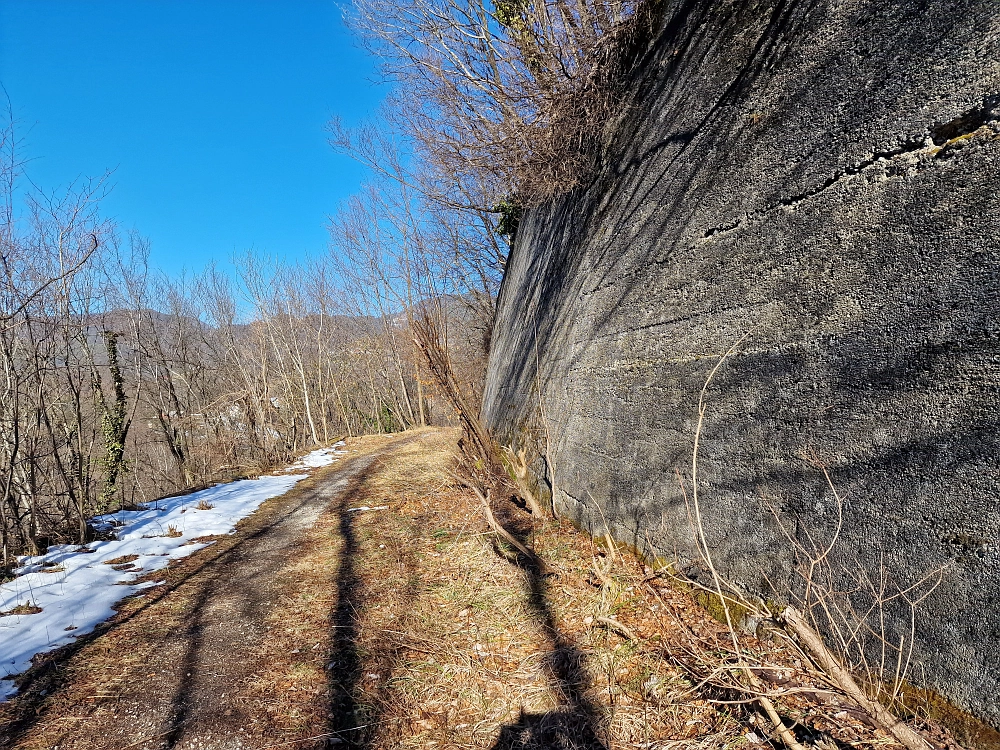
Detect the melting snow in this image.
<box><xmin>0</xmin><ymin>441</ymin><xmax>347</xmax><ymax>700</ymax></box>
<box><xmin>279</xmin><ymin>441</ymin><xmax>347</xmax><ymax>470</ymax></box>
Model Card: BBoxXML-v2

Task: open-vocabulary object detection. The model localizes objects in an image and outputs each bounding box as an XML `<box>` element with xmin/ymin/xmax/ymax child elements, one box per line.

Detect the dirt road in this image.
<box><xmin>0</xmin><ymin>435</ymin><xmax>391</xmax><ymax>750</ymax></box>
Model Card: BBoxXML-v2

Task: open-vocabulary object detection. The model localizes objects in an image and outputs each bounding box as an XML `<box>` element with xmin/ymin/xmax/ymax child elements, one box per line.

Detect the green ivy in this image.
<box><xmin>98</xmin><ymin>331</ymin><xmax>130</xmax><ymax>513</ymax></box>
<box><xmin>494</xmin><ymin>0</ymin><xmax>529</xmax><ymax>29</ymax></box>
<box><xmin>493</xmin><ymin>197</ymin><xmax>523</xmax><ymax>241</ymax></box>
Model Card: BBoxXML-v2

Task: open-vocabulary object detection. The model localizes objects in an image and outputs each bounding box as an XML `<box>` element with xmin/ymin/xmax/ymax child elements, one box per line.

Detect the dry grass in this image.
<box><xmin>1</xmin><ymin>602</ymin><xmax>42</xmax><ymax>616</ymax></box>
<box><xmin>102</xmin><ymin>555</ymin><xmax>140</xmax><ymax>566</ymax></box>
<box><xmin>241</xmin><ymin>428</ymin><xmax>963</xmax><ymax>750</ymax></box>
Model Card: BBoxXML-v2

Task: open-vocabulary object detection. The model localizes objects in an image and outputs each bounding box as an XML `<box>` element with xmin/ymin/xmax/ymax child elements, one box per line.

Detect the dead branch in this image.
<box><xmin>347</xmin><ymin>0</ymin><xmax>659</xmax><ymax>203</ymax></box>
<box><xmin>782</xmin><ymin>606</ymin><xmax>933</xmax><ymax>750</ymax></box>
<box><xmin>460</xmin><ymin>476</ymin><xmax>550</xmax><ymax>574</ymax></box>
<box><xmin>596</xmin><ymin>615</ymin><xmax>638</xmax><ymax>641</ymax></box>
<box><xmin>685</xmin><ymin>331</ymin><xmax>807</xmax><ymax>750</ymax></box>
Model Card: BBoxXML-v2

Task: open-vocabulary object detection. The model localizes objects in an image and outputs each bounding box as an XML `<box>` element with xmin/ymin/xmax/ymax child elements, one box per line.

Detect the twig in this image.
<box><xmin>501</xmin><ymin>445</ymin><xmax>545</xmax><ymax>517</ymax></box>
<box><xmin>654</xmin><ymin>566</ymin><xmax>765</xmax><ymax>619</ymax></box>
<box><xmin>534</xmin><ymin>324</ymin><xmax>558</xmax><ymax>518</ymax></box>
<box><xmin>254</xmin><ymin>726</ymin><xmax>370</xmax><ymax>749</ymax></box>
<box><xmin>687</xmin><ymin>331</ymin><xmax>807</xmax><ymax>750</ymax></box>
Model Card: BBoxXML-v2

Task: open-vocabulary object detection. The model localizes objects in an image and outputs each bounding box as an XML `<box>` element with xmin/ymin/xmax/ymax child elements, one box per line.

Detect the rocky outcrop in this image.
<box><xmin>483</xmin><ymin>0</ymin><xmax>1000</xmax><ymax>733</ymax></box>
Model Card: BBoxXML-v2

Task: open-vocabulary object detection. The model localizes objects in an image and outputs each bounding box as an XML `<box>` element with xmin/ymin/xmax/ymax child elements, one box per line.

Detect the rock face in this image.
<box><xmin>482</xmin><ymin>0</ymin><xmax>1000</xmax><ymax>731</ymax></box>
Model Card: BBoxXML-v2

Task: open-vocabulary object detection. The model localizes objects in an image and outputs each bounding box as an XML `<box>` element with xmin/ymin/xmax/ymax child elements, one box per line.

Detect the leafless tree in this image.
<box><xmin>346</xmin><ymin>0</ymin><xmax>656</xmax><ymax>204</ymax></box>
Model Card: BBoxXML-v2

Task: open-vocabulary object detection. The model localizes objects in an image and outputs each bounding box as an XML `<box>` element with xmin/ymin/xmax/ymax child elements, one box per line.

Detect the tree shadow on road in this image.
<box><xmin>0</xmin><ymin>459</ymin><xmax>368</xmax><ymax>750</ymax></box>
<box><xmin>321</xmin><ymin>462</ymin><xmax>608</xmax><ymax>750</ymax></box>
<box><xmin>324</xmin><ymin>450</ymin><xmax>425</xmax><ymax>749</ymax></box>
<box><xmin>325</xmin><ymin>466</ymin><xmax>369</xmax><ymax>747</ymax></box>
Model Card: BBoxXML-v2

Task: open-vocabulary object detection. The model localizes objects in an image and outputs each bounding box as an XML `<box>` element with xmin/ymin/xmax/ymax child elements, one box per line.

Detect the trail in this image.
<box><xmin>0</xmin><ymin>437</ymin><xmax>391</xmax><ymax>750</ymax></box>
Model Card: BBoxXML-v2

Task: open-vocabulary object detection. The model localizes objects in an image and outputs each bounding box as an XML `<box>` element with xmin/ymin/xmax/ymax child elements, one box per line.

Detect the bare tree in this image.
<box><xmin>345</xmin><ymin>0</ymin><xmax>656</xmax><ymax>204</ymax></box>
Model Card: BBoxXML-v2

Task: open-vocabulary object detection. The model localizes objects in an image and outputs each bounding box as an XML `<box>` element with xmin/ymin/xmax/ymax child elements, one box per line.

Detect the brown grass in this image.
<box><xmin>102</xmin><ymin>555</ymin><xmax>140</xmax><ymax>566</ymax></box>
<box><xmin>0</xmin><ymin>603</ymin><xmax>42</xmax><ymax>616</ymax></box>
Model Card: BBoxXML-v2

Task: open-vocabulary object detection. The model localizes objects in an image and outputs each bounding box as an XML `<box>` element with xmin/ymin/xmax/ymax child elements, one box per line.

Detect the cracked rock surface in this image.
<box><xmin>484</xmin><ymin>0</ymin><xmax>1000</xmax><ymax>730</ymax></box>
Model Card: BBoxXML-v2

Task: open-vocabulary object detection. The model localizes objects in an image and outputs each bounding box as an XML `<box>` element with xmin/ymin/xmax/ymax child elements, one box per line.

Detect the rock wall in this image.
<box><xmin>482</xmin><ymin>0</ymin><xmax>1000</xmax><ymax>733</ymax></box>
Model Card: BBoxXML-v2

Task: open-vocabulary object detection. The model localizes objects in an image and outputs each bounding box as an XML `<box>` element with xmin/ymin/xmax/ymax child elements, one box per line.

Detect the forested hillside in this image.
<box><xmin>0</xmin><ymin>114</ymin><xmax>496</xmax><ymax>562</ymax></box>
<box><xmin>2</xmin><ymin>0</ymin><xmax>633</xmax><ymax>563</ymax></box>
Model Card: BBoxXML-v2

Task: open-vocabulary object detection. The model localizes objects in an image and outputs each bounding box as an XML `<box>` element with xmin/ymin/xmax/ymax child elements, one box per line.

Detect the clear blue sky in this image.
<box><xmin>0</xmin><ymin>0</ymin><xmax>385</xmax><ymax>278</ymax></box>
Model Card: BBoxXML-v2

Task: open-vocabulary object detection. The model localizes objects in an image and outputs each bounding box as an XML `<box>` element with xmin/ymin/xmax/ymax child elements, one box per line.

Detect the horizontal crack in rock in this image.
<box><xmin>703</xmin><ymin>139</ymin><xmax>931</xmax><ymax>239</ymax></box>
<box><xmin>703</xmin><ymin>93</ymin><xmax>1000</xmax><ymax>241</ymax></box>
<box><xmin>932</xmin><ymin>93</ymin><xmax>1000</xmax><ymax>145</ymax></box>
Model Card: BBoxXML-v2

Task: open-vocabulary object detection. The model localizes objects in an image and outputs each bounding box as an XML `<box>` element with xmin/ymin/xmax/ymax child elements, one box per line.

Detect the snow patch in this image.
<box><xmin>280</xmin><ymin>441</ymin><xmax>348</xmax><ymax>471</ymax></box>
<box><xmin>0</xmin><ymin>443</ymin><xmax>346</xmax><ymax>701</ymax></box>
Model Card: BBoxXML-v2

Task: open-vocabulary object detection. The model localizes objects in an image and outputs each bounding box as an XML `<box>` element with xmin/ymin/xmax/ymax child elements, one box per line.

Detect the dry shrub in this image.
<box><xmin>659</xmin><ymin>339</ymin><xmax>953</xmax><ymax>750</ymax></box>
<box><xmin>762</xmin><ymin>462</ymin><xmax>948</xmax><ymax>729</ymax></box>
<box><xmin>348</xmin><ymin>0</ymin><xmax>661</xmax><ymax>205</ymax></box>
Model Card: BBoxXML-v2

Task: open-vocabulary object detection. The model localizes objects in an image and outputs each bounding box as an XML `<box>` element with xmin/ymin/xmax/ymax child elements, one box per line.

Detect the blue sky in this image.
<box><xmin>0</xmin><ymin>0</ymin><xmax>385</xmax><ymax>278</ymax></box>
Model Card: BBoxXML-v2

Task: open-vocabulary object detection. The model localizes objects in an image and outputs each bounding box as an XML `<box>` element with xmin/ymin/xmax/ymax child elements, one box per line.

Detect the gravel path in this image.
<box><xmin>0</xmin><ymin>441</ymin><xmax>390</xmax><ymax>750</ymax></box>
<box><xmin>148</xmin><ymin>462</ymin><xmax>375</xmax><ymax>750</ymax></box>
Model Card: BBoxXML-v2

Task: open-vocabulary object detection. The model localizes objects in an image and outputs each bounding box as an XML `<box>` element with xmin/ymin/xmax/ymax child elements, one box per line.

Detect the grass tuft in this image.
<box><xmin>1</xmin><ymin>602</ymin><xmax>42</xmax><ymax>616</ymax></box>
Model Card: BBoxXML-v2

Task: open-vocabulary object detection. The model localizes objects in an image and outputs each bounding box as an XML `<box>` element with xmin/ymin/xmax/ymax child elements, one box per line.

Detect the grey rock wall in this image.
<box><xmin>482</xmin><ymin>0</ymin><xmax>1000</xmax><ymax>732</ymax></box>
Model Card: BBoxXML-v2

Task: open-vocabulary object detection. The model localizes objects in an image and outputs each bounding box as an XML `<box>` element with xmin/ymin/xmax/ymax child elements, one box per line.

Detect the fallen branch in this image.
<box><xmin>461</xmin><ymin>478</ymin><xmax>550</xmax><ymax>574</ymax></box>
<box><xmin>596</xmin><ymin>615</ymin><xmax>638</xmax><ymax>642</ymax></box>
<box><xmin>782</xmin><ymin>606</ymin><xmax>932</xmax><ymax>750</ymax></box>
<box><xmin>757</xmin><ymin>691</ymin><xmax>809</xmax><ymax>750</ymax></box>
